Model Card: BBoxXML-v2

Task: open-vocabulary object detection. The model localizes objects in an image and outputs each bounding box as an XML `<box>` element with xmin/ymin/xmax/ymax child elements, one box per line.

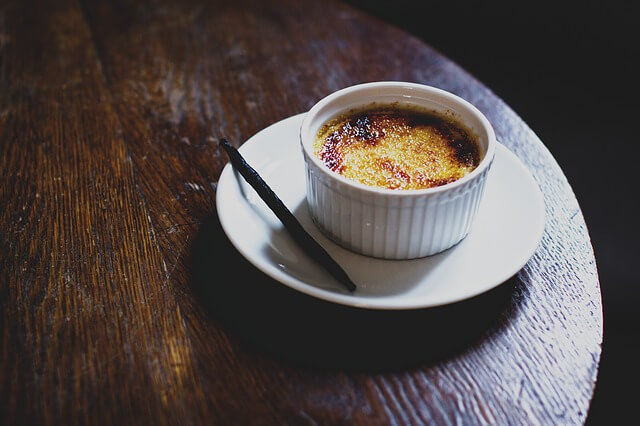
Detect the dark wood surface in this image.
<box><xmin>0</xmin><ymin>0</ymin><xmax>602</xmax><ymax>424</ymax></box>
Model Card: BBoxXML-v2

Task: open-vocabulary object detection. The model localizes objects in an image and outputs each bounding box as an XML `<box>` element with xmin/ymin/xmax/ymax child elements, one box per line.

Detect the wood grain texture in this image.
<box><xmin>1</xmin><ymin>0</ymin><xmax>602</xmax><ymax>425</ymax></box>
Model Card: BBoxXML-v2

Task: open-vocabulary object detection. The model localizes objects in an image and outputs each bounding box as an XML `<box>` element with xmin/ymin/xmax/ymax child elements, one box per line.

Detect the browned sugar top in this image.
<box><xmin>313</xmin><ymin>107</ymin><xmax>481</xmax><ymax>190</ymax></box>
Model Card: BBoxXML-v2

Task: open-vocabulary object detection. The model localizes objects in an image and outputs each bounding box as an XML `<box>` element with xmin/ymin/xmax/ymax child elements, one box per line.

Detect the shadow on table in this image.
<box><xmin>189</xmin><ymin>213</ymin><xmax>516</xmax><ymax>371</ymax></box>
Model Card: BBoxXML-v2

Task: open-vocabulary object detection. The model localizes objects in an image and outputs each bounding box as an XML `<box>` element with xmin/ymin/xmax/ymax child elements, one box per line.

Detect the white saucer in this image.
<box><xmin>216</xmin><ymin>114</ymin><xmax>545</xmax><ymax>309</ymax></box>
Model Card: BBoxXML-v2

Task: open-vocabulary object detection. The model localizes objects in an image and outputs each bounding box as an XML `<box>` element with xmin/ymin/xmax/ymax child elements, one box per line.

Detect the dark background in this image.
<box><xmin>345</xmin><ymin>0</ymin><xmax>638</xmax><ymax>423</ymax></box>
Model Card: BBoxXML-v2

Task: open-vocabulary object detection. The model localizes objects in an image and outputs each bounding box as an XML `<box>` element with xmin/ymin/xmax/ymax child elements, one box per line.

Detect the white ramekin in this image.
<box><xmin>300</xmin><ymin>82</ymin><xmax>496</xmax><ymax>259</ymax></box>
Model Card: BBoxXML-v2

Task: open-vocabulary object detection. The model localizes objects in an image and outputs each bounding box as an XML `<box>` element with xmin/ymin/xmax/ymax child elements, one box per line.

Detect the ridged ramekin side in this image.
<box><xmin>304</xmin><ymin>155</ymin><xmax>492</xmax><ymax>259</ymax></box>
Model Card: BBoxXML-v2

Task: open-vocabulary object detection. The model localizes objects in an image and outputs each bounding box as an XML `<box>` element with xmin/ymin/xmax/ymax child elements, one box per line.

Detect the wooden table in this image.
<box><xmin>0</xmin><ymin>0</ymin><xmax>602</xmax><ymax>424</ymax></box>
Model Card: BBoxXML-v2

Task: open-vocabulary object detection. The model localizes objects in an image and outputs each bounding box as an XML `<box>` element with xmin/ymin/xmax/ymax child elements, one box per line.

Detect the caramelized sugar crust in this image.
<box><xmin>314</xmin><ymin>106</ymin><xmax>481</xmax><ymax>190</ymax></box>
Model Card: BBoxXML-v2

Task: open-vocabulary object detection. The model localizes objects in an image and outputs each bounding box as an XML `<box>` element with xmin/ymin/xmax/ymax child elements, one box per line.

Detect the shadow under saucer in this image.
<box><xmin>189</xmin><ymin>213</ymin><xmax>516</xmax><ymax>371</ymax></box>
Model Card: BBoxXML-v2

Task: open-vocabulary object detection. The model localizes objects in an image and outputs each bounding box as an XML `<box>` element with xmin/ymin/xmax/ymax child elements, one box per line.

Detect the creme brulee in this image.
<box><xmin>314</xmin><ymin>105</ymin><xmax>481</xmax><ymax>190</ymax></box>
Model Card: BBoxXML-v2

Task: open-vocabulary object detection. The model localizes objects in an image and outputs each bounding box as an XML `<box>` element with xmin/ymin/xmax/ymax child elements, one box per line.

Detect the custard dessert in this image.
<box><xmin>314</xmin><ymin>105</ymin><xmax>481</xmax><ymax>190</ymax></box>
